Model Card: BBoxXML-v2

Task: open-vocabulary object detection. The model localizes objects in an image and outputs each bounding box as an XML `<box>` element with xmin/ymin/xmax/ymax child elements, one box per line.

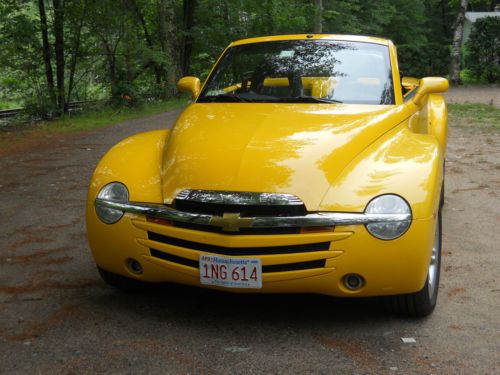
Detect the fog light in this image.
<box><xmin>344</xmin><ymin>274</ymin><xmax>364</xmax><ymax>290</ymax></box>
<box><xmin>127</xmin><ymin>258</ymin><xmax>143</xmax><ymax>275</ymax></box>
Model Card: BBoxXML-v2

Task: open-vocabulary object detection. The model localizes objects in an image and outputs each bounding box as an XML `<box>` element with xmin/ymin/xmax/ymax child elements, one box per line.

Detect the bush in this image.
<box><xmin>397</xmin><ymin>43</ymin><xmax>450</xmax><ymax>78</ymax></box>
<box><xmin>465</xmin><ymin>16</ymin><xmax>500</xmax><ymax>83</ymax></box>
<box><xmin>22</xmin><ymin>95</ymin><xmax>58</xmax><ymax>121</ymax></box>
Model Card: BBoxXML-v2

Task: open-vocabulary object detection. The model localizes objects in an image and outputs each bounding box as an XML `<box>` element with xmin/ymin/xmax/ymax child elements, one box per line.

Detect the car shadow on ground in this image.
<box><xmin>87</xmin><ymin>281</ymin><xmax>416</xmax><ymax>328</ymax></box>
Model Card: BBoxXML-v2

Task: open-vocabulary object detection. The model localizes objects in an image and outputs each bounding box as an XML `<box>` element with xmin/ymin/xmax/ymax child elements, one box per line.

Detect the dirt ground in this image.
<box><xmin>0</xmin><ymin>90</ymin><xmax>499</xmax><ymax>374</ymax></box>
<box><xmin>444</xmin><ymin>85</ymin><xmax>500</xmax><ymax>107</ymax></box>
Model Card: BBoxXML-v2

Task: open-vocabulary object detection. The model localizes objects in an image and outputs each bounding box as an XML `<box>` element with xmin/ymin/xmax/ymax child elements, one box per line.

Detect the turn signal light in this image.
<box><xmin>147</xmin><ymin>217</ymin><xmax>173</xmax><ymax>226</ymax></box>
<box><xmin>300</xmin><ymin>226</ymin><xmax>334</xmax><ymax>234</ymax></box>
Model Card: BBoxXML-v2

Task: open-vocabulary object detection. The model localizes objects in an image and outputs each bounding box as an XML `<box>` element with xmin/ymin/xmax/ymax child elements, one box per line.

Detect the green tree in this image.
<box><xmin>0</xmin><ymin>0</ymin><xmax>472</xmax><ymax>115</ymax></box>
<box><xmin>466</xmin><ymin>16</ymin><xmax>500</xmax><ymax>82</ymax></box>
<box><xmin>0</xmin><ymin>1</ymin><xmax>55</xmax><ymax>115</ymax></box>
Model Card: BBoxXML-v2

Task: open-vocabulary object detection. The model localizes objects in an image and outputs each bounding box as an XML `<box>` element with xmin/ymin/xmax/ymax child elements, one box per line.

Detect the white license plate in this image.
<box><xmin>199</xmin><ymin>254</ymin><xmax>262</xmax><ymax>289</ymax></box>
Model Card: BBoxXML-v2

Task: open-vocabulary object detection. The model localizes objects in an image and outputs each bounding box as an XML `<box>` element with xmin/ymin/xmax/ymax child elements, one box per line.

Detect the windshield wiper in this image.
<box><xmin>198</xmin><ymin>93</ymin><xmax>251</xmax><ymax>103</ymax></box>
<box><xmin>275</xmin><ymin>96</ymin><xmax>343</xmax><ymax>104</ymax></box>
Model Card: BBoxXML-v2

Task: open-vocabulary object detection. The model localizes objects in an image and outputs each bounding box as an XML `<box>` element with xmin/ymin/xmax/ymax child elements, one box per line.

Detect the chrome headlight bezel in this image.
<box><xmin>95</xmin><ymin>182</ymin><xmax>129</xmax><ymax>224</ymax></box>
<box><xmin>364</xmin><ymin>194</ymin><xmax>412</xmax><ymax>240</ymax></box>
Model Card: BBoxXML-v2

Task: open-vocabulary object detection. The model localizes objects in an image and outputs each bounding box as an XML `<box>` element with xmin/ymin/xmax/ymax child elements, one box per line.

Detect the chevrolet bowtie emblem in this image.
<box><xmin>209</xmin><ymin>213</ymin><xmax>254</xmax><ymax>232</ymax></box>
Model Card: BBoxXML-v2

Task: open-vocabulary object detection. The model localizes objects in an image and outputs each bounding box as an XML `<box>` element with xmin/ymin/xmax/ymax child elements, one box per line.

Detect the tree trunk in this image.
<box><xmin>450</xmin><ymin>0</ymin><xmax>468</xmax><ymax>85</ymax></box>
<box><xmin>52</xmin><ymin>0</ymin><xmax>66</xmax><ymax>113</ymax></box>
<box><xmin>181</xmin><ymin>0</ymin><xmax>196</xmax><ymax>77</ymax></box>
<box><xmin>130</xmin><ymin>0</ymin><xmax>163</xmax><ymax>85</ymax></box>
<box><xmin>101</xmin><ymin>27</ymin><xmax>124</xmax><ymax>102</ymax></box>
<box><xmin>67</xmin><ymin>0</ymin><xmax>87</xmax><ymax>104</ymax></box>
<box><xmin>37</xmin><ymin>0</ymin><xmax>57</xmax><ymax>110</ymax></box>
<box><xmin>106</xmin><ymin>47</ymin><xmax>118</xmax><ymax>100</ymax></box>
<box><xmin>158</xmin><ymin>0</ymin><xmax>177</xmax><ymax>97</ymax></box>
<box><xmin>313</xmin><ymin>0</ymin><xmax>323</xmax><ymax>33</ymax></box>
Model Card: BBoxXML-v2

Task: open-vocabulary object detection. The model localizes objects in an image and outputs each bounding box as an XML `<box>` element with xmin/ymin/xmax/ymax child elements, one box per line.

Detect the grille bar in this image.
<box><xmin>173</xmin><ymin>221</ymin><xmax>301</xmax><ymax>235</ymax></box>
<box><xmin>148</xmin><ymin>231</ymin><xmax>330</xmax><ymax>255</ymax></box>
<box><xmin>150</xmin><ymin>248</ymin><xmax>326</xmax><ymax>272</ymax></box>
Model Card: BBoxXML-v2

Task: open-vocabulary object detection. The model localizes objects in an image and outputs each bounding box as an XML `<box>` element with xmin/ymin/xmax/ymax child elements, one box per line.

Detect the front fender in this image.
<box><xmin>319</xmin><ymin>124</ymin><xmax>443</xmax><ymax>220</ymax></box>
<box><xmin>428</xmin><ymin>94</ymin><xmax>448</xmax><ymax>155</ymax></box>
<box><xmin>87</xmin><ymin>129</ymin><xmax>169</xmax><ymax>204</ymax></box>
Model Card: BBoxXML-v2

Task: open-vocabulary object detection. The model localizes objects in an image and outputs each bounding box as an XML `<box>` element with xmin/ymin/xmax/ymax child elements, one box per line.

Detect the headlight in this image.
<box><xmin>95</xmin><ymin>182</ymin><xmax>129</xmax><ymax>224</ymax></box>
<box><xmin>365</xmin><ymin>194</ymin><xmax>411</xmax><ymax>240</ymax></box>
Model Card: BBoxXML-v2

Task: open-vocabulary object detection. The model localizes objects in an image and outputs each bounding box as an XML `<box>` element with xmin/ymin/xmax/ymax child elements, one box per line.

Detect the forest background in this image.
<box><xmin>0</xmin><ymin>0</ymin><xmax>499</xmax><ymax>118</ymax></box>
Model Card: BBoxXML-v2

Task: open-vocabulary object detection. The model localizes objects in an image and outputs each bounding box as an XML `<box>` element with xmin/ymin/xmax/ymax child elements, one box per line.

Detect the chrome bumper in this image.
<box><xmin>95</xmin><ymin>198</ymin><xmax>411</xmax><ymax>231</ymax></box>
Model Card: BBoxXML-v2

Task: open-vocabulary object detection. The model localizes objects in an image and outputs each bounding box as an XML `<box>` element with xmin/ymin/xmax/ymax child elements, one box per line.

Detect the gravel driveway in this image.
<box><xmin>444</xmin><ymin>85</ymin><xmax>500</xmax><ymax>107</ymax></box>
<box><xmin>0</xmin><ymin>105</ymin><xmax>498</xmax><ymax>374</ymax></box>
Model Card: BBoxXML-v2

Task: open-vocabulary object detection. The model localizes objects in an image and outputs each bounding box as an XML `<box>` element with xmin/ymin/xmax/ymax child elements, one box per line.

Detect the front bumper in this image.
<box><xmin>95</xmin><ymin>198</ymin><xmax>412</xmax><ymax>230</ymax></box>
<box><xmin>87</xmin><ymin>200</ymin><xmax>435</xmax><ymax>297</ymax></box>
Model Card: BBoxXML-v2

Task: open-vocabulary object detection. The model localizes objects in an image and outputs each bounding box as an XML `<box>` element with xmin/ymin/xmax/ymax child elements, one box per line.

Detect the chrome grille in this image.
<box><xmin>173</xmin><ymin>189</ymin><xmax>307</xmax><ymax>218</ymax></box>
<box><xmin>175</xmin><ymin>189</ymin><xmax>304</xmax><ymax>205</ymax></box>
<box><xmin>145</xmin><ymin>191</ymin><xmax>330</xmax><ymax>273</ymax></box>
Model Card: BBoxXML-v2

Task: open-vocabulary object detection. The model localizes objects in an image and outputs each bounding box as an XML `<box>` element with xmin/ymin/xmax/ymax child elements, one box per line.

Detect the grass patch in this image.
<box><xmin>38</xmin><ymin>98</ymin><xmax>188</xmax><ymax>133</ymax></box>
<box><xmin>448</xmin><ymin>103</ymin><xmax>500</xmax><ymax>131</ymax></box>
<box><xmin>0</xmin><ymin>98</ymin><xmax>188</xmax><ymax>155</ymax></box>
<box><xmin>0</xmin><ymin>100</ymin><xmax>23</xmax><ymax>110</ymax></box>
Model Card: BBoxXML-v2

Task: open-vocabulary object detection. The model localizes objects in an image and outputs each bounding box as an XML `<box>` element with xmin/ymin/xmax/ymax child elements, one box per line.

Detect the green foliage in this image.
<box><xmin>459</xmin><ymin>68</ymin><xmax>489</xmax><ymax>84</ymax></box>
<box><xmin>187</xmin><ymin>0</ymin><xmax>454</xmax><ymax>80</ymax></box>
<box><xmin>0</xmin><ymin>1</ymin><xmax>50</xmax><ymax>110</ymax></box>
<box><xmin>465</xmin><ymin>16</ymin><xmax>500</xmax><ymax>83</ymax></box>
<box><xmin>190</xmin><ymin>0</ymin><xmax>313</xmax><ymax>77</ymax></box>
<box><xmin>38</xmin><ymin>97</ymin><xmax>188</xmax><ymax>133</ymax></box>
<box><xmin>0</xmin><ymin>0</ymin><xmax>464</xmax><ymax>120</ymax></box>
<box><xmin>398</xmin><ymin>43</ymin><xmax>451</xmax><ymax>77</ymax></box>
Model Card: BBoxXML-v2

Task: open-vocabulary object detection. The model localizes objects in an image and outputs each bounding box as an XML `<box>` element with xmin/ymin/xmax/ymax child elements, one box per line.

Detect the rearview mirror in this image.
<box><xmin>177</xmin><ymin>76</ymin><xmax>201</xmax><ymax>99</ymax></box>
<box><xmin>412</xmin><ymin>77</ymin><xmax>449</xmax><ymax>106</ymax></box>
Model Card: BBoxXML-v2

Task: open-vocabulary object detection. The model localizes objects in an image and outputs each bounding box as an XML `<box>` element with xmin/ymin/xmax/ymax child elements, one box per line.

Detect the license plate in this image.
<box><xmin>199</xmin><ymin>254</ymin><xmax>262</xmax><ymax>289</ymax></box>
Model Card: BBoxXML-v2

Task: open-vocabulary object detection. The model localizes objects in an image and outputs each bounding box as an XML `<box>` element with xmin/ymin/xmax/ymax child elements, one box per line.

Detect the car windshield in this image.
<box><xmin>198</xmin><ymin>40</ymin><xmax>394</xmax><ymax>105</ymax></box>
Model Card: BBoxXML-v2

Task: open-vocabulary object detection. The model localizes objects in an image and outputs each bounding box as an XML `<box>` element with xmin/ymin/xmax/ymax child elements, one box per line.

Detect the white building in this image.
<box><xmin>463</xmin><ymin>10</ymin><xmax>500</xmax><ymax>45</ymax></box>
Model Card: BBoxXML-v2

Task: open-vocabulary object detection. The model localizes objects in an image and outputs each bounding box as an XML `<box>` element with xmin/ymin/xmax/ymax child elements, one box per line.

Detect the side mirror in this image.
<box><xmin>412</xmin><ymin>77</ymin><xmax>449</xmax><ymax>106</ymax></box>
<box><xmin>177</xmin><ymin>76</ymin><xmax>201</xmax><ymax>99</ymax></box>
<box><xmin>402</xmin><ymin>76</ymin><xmax>419</xmax><ymax>92</ymax></box>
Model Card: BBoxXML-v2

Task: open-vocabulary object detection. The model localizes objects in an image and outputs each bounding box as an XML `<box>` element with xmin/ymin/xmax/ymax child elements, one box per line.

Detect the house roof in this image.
<box><xmin>465</xmin><ymin>12</ymin><xmax>500</xmax><ymax>23</ymax></box>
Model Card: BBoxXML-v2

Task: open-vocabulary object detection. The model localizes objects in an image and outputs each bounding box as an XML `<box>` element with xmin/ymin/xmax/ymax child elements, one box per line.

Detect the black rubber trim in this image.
<box><xmin>263</xmin><ymin>259</ymin><xmax>325</xmax><ymax>272</ymax></box>
<box><xmin>149</xmin><ymin>248</ymin><xmax>326</xmax><ymax>273</ymax></box>
<box><xmin>173</xmin><ymin>221</ymin><xmax>301</xmax><ymax>235</ymax></box>
<box><xmin>150</xmin><ymin>249</ymin><xmax>198</xmax><ymax>268</ymax></box>
<box><xmin>148</xmin><ymin>232</ymin><xmax>330</xmax><ymax>255</ymax></box>
<box><xmin>173</xmin><ymin>200</ymin><xmax>307</xmax><ymax>217</ymax></box>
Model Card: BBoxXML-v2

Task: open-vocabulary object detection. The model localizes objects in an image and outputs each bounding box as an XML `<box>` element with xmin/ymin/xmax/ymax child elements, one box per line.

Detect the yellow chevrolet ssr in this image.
<box><xmin>87</xmin><ymin>34</ymin><xmax>448</xmax><ymax>316</ymax></box>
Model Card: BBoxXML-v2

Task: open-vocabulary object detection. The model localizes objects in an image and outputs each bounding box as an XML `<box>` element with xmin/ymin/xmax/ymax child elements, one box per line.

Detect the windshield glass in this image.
<box><xmin>198</xmin><ymin>40</ymin><xmax>394</xmax><ymax>105</ymax></box>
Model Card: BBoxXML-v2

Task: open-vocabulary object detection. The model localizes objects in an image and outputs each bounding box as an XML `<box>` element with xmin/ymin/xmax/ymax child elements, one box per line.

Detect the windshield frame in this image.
<box><xmin>197</xmin><ymin>39</ymin><xmax>396</xmax><ymax>105</ymax></box>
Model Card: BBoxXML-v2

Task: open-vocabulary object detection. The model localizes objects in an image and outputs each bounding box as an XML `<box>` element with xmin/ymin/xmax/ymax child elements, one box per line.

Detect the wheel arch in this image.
<box><xmin>427</xmin><ymin>94</ymin><xmax>448</xmax><ymax>155</ymax></box>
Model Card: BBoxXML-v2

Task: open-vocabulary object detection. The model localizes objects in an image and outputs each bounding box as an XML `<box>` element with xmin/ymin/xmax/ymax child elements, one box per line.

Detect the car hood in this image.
<box><xmin>161</xmin><ymin>103</ymin><xmax>410</xmax><ymax>210</ymax></box>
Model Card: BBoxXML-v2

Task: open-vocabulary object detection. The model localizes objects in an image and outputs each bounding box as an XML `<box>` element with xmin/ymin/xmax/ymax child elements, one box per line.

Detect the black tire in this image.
<box><xmin>385</xmin><ymin>209</ymin><xmax>442</xmax><ymax>317</ymax></box>
<box><xmin>440</xmin><ymin>160</ymin><xmax>445</xmax><ymax>209</ymax></box>
<box><xmin>97</xmin><ymin>266</ymin><xmax>146</xmax><ymax>292</ymax></box>
<box><xmin>440</xmin><ymin>181</ymin><xmax>444</xmax><ymax>209</ymax></box>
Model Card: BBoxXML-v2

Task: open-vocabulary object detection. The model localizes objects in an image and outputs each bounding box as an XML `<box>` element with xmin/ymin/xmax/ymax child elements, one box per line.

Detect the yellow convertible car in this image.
<box><xmin>87</xmin><ymin>34</ymin><xmax>448</xmax><ymax>316</ymax></box>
